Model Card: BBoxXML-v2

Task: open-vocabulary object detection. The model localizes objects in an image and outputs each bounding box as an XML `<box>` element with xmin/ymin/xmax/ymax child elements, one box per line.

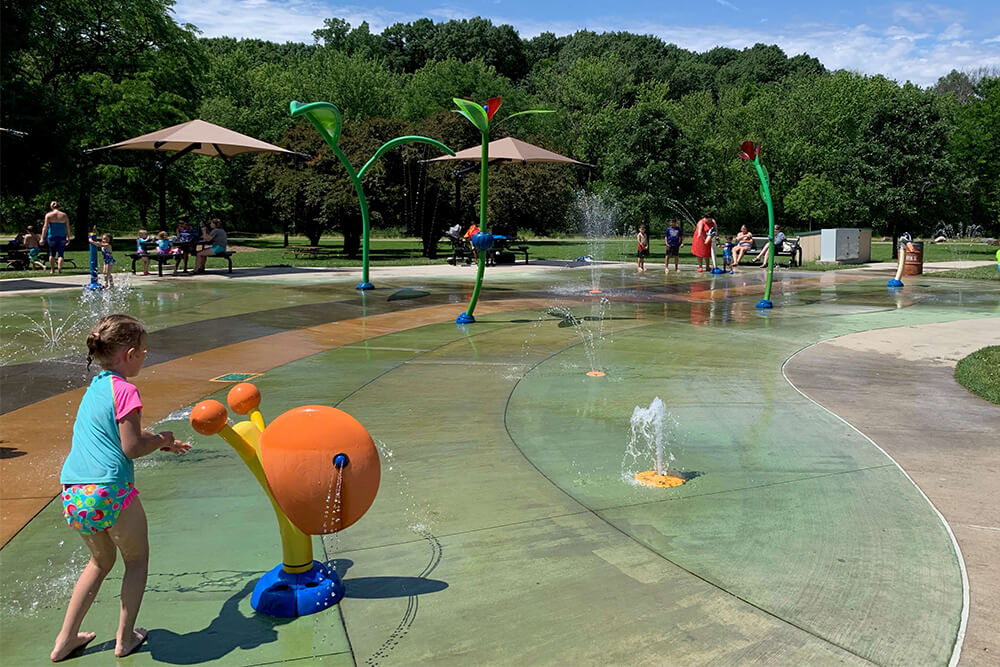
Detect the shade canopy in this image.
<box><xmin>89</xmin><ymin>119</ymin><xmax>300</xmax><ymax>230</ymax></box>
<box><xmin>426</xmin><ymin>137</ymin><xmax>591</xmax><ymax>166</ymax></box>
<box><xmin>93</xmin><ymin>119</ymin><xmax>297</xmax><ymax>158</ymax></box>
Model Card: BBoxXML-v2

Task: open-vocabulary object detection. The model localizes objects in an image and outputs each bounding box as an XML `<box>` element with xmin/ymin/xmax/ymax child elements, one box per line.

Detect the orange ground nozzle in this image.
<box><xmin>588</xmin><ymin>289</ymin><xmax>603</xmax><ymax>294</ymax></box>
<box><xmin>586</xmin><ymin>371</ymin><xmax>606</xmax><ymax>377</ymax></box>
<box><xmin>634</xmin><ymin>470</ymin><xmax>686</xmax><ymax>488</ymax></box>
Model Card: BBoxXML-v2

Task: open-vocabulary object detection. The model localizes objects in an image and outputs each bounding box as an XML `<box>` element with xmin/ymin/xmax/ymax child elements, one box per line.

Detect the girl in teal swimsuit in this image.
<box><xmin>51</xmin><ymin>315</ymin><xmax>191</xmax><ymax>661</ymax></box>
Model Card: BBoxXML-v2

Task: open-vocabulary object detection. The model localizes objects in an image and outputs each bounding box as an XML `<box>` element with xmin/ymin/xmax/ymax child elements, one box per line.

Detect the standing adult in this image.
<box><xmin>192</xmin><ymin>219</ymin><xmax>228</xmax><ymax>274</ymax></box>
<box><xmin>691</xmin><ymin>212</ymin><xmax>717</xmax><ymax>273</ymax></box>
<box><xmin>733</xmin><ymin>224</ymin><xmax>754</xmax><ymax>266</ymax></box>
<box><xmin>41</xmin><ymin>201</ymin><xmax>70</xmax><ymax>275</ymax></box>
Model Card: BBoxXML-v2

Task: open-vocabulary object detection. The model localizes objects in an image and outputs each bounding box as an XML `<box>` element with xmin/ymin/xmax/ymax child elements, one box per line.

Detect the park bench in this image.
<box><xmin>127</xmin><ymin>252</ymin><xmax>178</xmax><ymax>276</ymax></box>
<box><xmin>128</xmin><ymin>250</ymin><xmax>235</xmax><ymax>275</ymax></box>
<box><xmin>202</xmin><ymin>250</ymin><xmax>235</xmax><ymax>273</ymax></box>
<box><xmin>740</xmin><ymin>236</ymin><xmax>802</xmax><ymax>267</ymax></box>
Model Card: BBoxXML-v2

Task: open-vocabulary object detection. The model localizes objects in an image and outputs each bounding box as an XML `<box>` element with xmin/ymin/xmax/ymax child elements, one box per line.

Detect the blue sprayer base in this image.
<box><xmin>756</xmin><ymin>299</ymin><xmax>773</xmax><ymax>309</ymax></box>
<box><xmin>356</xmin><ymin>282</ymin><xmax>374</xmax><ymax>290</ymax></box>
<box><xmin>83</xmin><ymin>282</ymin><xmax>103</xmax><ymax>291</ymax></box>
<box><xmin>887</xmin><ymin>279</ymin><xmax>904</xmax><ymax>287</ymax></box>
<box><xmin>251</xmin><ymin>561</ymin><xmax>343</xmax><ymax>617</ymax></box>
<box><xmin>710</xmin><ymin>267</ymin><xmax>725</xmax><ymax>274</ymax></box>
<box><xmin>456</xmin><ymin>312</ymin><xmax>475</xmax><ymax>324</ymax></box>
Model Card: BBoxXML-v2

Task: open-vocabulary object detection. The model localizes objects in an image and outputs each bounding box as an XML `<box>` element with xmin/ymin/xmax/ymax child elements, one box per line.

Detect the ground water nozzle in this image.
<box><xmin>333</xmin><ymin>453</ymin><xmax>349</xmax><ymax>469</ymax></box>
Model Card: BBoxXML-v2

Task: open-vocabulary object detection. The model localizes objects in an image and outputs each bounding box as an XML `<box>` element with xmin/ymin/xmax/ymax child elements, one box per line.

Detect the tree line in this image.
<box><xmin>2</xmin><ymin>1</ymin><xmax>997</xmax><ymax>257</ymax></box>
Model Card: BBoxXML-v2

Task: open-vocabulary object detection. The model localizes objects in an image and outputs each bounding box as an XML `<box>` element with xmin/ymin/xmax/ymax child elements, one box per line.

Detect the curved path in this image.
<box><xmin>784</xmin><ymin>318</ymin><xmax>1000</xmax><ymax>665</ymax></box>
<box><xmin>0</xmin><ymin>268</ymin><xmax>994</xmax><ymax>665</ymax></box>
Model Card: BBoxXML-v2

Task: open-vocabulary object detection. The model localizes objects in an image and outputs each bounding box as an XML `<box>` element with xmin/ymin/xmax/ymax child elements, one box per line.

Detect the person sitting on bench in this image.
<box><xmin>753</xmin><ymin>225</ymin><xmax>786</xmax><ymax>265</ymax></box>
<box><xmin>192</xmin><ymin>218</ymin><xmax>228</xmax><ymax>274</ymax></box>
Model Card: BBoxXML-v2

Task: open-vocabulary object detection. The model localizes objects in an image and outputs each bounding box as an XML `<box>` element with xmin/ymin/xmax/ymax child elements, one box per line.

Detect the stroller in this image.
<box><xmin>444</xmin><ymin>224</ymin><xmax>473</xmax><ymax>265</ymax></box>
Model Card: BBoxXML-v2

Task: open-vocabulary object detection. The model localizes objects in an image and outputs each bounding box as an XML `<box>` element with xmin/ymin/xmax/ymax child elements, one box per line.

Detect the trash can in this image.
<box><xmin>902</xmin><ymin>241</ymin><xmax>923</xmax><ymax>276</ymax></box>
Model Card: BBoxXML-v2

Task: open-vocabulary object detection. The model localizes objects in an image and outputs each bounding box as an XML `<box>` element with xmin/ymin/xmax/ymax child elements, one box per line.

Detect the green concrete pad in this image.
<box><xmin>3</xmin><ymin>271</ymin><xmax>997</xmax><ymax>664</ymax></box>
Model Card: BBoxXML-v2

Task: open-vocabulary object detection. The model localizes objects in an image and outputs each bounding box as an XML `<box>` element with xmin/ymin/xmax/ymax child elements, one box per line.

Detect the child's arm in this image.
<box><xmin>119</xmin><ymin>410</ymin><xmax>191</xmax><ymax>458</ymax></box>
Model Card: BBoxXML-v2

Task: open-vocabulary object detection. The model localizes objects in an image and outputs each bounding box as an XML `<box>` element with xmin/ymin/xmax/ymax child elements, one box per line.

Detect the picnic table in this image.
<box><xmin>490</xmin><ymin>236</ymin><xmax>530</xmax><ymax>264</ymax></box>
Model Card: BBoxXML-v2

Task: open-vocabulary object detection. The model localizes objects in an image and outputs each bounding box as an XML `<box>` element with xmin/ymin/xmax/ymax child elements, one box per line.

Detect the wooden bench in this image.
<box><xmin>127</xmin><ymin>252</ymin><xmax>178</xmax><ymax>276</ymax></box>
<box><xmin>740</xmin><ymin>236</ymin><xmax>802</xmax><ymax>267</ymax></box>
<box><xmin>202</xmin><ymin>250</ymin><xmax>235</xmax><ymax>273</ymax></box>
<box><xmin>129</xmin><ymin>251</ymin><xmax>235</xmax><ymax>275</ymax></box>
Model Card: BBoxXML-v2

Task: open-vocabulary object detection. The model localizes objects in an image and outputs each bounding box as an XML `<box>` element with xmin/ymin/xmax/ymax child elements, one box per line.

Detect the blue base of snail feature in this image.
<box><xmin>456</xmin><ymin>312</ymin><xmax>475</xmax><ymax>324</ymax></box>
<box><xmin>83</xmin><ymin>282</ymin><xmax>103</xmax><ymax>291</ymax></box>
<box><xmin>756</xmin><ymin>299</ymin><xmax>773</xmax><ymax>309</ymax></box>
<box><xmin>710</xmin><ymin>267</ymin><xmax>725</xmax><ymax>274</ymax></box>
<box><xmin>251</xmin><ymin>561</ymin><xmax>343</xmax><ymax>617</ymax></box>
<box><xmin>886</xmin><ymin>279</ymin><xmax>904</xmax><ymax>287</ymax></box>
<box><xmin>356</xmin><ymin>282</ymin><xmax>374</xmax><ymax>290</ymax></box>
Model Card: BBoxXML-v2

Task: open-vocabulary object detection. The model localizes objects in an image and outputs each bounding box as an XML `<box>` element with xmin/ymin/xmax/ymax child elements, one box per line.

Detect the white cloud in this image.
<box><xmin>939</xmin><ymin>23</ymin><xmax>967</xmax><ymax>40</ymax></box>
<box><xmin>891</xmin><ymin>3</ymin><xmax>964</xmax><ymax>27</ymax></box>
<box><xmin>171</xmin><ymin>1</ymin><xmax>1000</xmax><ymax>87</ymax></box>
<box><xmin>716</xmin><ymin>0</ymin><xmax>739</xmax><ymax>11</ymax></box>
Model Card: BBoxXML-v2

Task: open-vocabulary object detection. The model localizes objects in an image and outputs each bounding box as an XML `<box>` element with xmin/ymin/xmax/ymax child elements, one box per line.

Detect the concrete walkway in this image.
<box><xmin>1</xmin><ymin>267</ymin><xmax>996</xmax><ymax>665</ymax></box>
<box><xmin>784</xmin><ymin>319</ymin><xmax>1000</xmax><ymax>665</ymax></box>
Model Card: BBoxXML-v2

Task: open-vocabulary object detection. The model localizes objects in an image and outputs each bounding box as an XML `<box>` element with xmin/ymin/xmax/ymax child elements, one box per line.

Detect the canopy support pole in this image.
<box><xmin>155</xmin><ymin>143</ymin><xmax>201</xmax><ymax>231</ymax></box>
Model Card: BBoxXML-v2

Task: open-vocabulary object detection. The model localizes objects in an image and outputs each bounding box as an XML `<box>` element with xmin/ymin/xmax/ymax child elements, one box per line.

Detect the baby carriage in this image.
<box><xmin>444</xmin><ymin>224</ymin><xmax>473</xmax><ymax>265</ymax></box>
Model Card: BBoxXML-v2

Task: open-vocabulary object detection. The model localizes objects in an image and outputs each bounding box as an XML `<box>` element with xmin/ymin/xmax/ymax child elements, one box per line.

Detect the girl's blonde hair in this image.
<box><xmin>50</xmin><ymin>201</ymin><xmax>60</xmax><ymax>210</ymax></box>
<box><xmin>157</xmin><ymin>231</ymin><xmax>168</xmax><ymax>240</ymax></box>
<box><xmin>101</xmin><ymin>233</ymin><xmax>113</xmax><ymax>243</ymax></box>
<box><xmin>86</xmin><ymin>315</ymin><xmax>146</xmax><ymax>370</ymax></box>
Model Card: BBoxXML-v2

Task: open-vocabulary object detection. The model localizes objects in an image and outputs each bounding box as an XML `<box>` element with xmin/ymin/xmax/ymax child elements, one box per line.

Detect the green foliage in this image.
<box><xmin>954</xmin><ymin>346</ymin><xmax>1000</xmax><ymax>404</ymax></box>
<box><xmin>3</xmin><ymin>6</ymin><xmax>997</xmax><ymax>247</ymax></box>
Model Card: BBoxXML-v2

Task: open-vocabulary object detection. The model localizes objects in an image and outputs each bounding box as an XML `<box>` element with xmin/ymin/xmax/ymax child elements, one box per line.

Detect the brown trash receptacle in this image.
<box><xmin>902</xmin><ymin>241</ymin><xmax>924</xmax><ymax>276</ymax></box>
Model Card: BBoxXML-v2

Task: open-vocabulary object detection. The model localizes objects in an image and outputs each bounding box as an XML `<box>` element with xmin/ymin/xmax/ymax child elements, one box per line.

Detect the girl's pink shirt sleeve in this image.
<box><xmin>111</xmin><ymin>375</ymin><xmax>143</xmax><ymax>421</ymax></box>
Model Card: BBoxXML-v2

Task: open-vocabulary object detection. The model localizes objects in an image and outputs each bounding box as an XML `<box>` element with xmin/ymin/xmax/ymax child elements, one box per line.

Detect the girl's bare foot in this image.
<box><xmin>50</xmin><ymin>631</ymin><xmax>96</xmax><ymax>661</ymax></box>
<box><xmin>115</xmin><ymin>628</ymin><xmax>148</xmax><ymax>658</ymax></box>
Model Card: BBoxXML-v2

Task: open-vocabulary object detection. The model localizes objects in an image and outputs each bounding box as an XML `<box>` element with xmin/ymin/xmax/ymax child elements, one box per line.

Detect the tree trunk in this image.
<box><xmin>306</xmin><ymin>231</ymin><xmax>322</xmax><ymax>246</ymax></box>
<box><xmin>342</xmin><ymin>224</ymin><xmax>360</xmax><ymax>258</ymax></box>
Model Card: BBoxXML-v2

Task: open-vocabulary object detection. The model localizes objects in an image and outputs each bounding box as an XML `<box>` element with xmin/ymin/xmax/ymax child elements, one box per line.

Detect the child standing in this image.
<box><xmin>636</xmin><ymin>224</ymin><xmax>650</xmax><ymax>272</ymax></box>
<box><xmin>51</xmin><ymin>315</ymin><xmax>190</xmax><ymax>661</ymax></box>
<box><xmin>663</xmin><ymin>219</ymin><xmax>683</xmax><ymax>272</ymax></box>
<box><xmin>722</xmin><ymin>236</ymin><xmax>735</xmax><ymax>273</ymax></box>
<box><xmin>135</xmin><ymin>230</ymin><xmax>151</xmax><ymax>276</ymax></box>
<box><xmin>89</xmin><ymin>233</ymin><xmax>115</xmax><ymax>289</ymax></box>
<box><xmin>23</xmin><ymin>225</ymin><xmax>47</xmax><ymax>269</ymax></box>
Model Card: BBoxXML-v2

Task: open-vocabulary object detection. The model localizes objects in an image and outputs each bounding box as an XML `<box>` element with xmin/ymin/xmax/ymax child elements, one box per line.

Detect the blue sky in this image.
<box><xmin>172</xmin><ymin>1</ymin><xmax>1000</xmax><ymax>86</ymax></box>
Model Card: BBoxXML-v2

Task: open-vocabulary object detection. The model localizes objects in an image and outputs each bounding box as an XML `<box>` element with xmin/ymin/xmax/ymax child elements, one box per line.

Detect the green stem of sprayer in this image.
<box><xmin>463</xmin><ymin>131</ymin><xmax>490</xmax><ymax>318</ymax></box>
<box><xmin>752</xmin><ymin>158</ymin><xmax>775</xmax><ymax>302</ymax></box>
<box><xmin>330</xmin><ymin>145</ymin><xmax>371</xmax><ymax>285</ymax></box>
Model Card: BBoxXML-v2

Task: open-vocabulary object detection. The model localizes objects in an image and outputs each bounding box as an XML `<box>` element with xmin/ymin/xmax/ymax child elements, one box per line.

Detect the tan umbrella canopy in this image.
<box><xmin>89</xmin><ymin>119</ymin><xmax>301</xmax><ymax>229</ymax></box>
<box><xmin>426</xmin><ymin>136</ymin><xmax>591</xmax><ymax>166</ymax></box>
<box><xmin>425</xmin><ymin>136</ymin><xmax>592</xmax><ymax>232</ymax></box>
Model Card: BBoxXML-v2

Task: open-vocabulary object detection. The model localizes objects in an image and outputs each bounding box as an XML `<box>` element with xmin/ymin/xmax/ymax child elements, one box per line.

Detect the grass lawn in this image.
<box><xmin>2</xmin><ymin>235</ymin><xmax>997</xmax><ymax>281</ymax></box>
<box><xmin>954</xmin><ymin>346</ymin><xmax>1000</xmax><ymax>405</ymax></box>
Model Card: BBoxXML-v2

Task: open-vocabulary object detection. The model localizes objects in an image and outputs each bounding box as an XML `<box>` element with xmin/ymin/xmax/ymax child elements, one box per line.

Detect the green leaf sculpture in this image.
<box><xmin>739</xmin><ymin>141</ymin><xmax>777</xmax><ymax>308</ymax></box>
<box><xmin>452</xmin><ymin>97</ymin><xmax>554</xmax><ymax>323</ymax></box>
<box><xmin>291</xmin><ymin>100</ymin><xmax>455</xmax><ymax>290</ymax></box>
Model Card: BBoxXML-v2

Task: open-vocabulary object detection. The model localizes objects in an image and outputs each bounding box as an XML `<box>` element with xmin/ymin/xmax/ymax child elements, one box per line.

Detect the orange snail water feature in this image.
<box><xmin>189</xmin><ymin>383</ymin><xmax>380</xmax><ymax>616</ymax></box>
